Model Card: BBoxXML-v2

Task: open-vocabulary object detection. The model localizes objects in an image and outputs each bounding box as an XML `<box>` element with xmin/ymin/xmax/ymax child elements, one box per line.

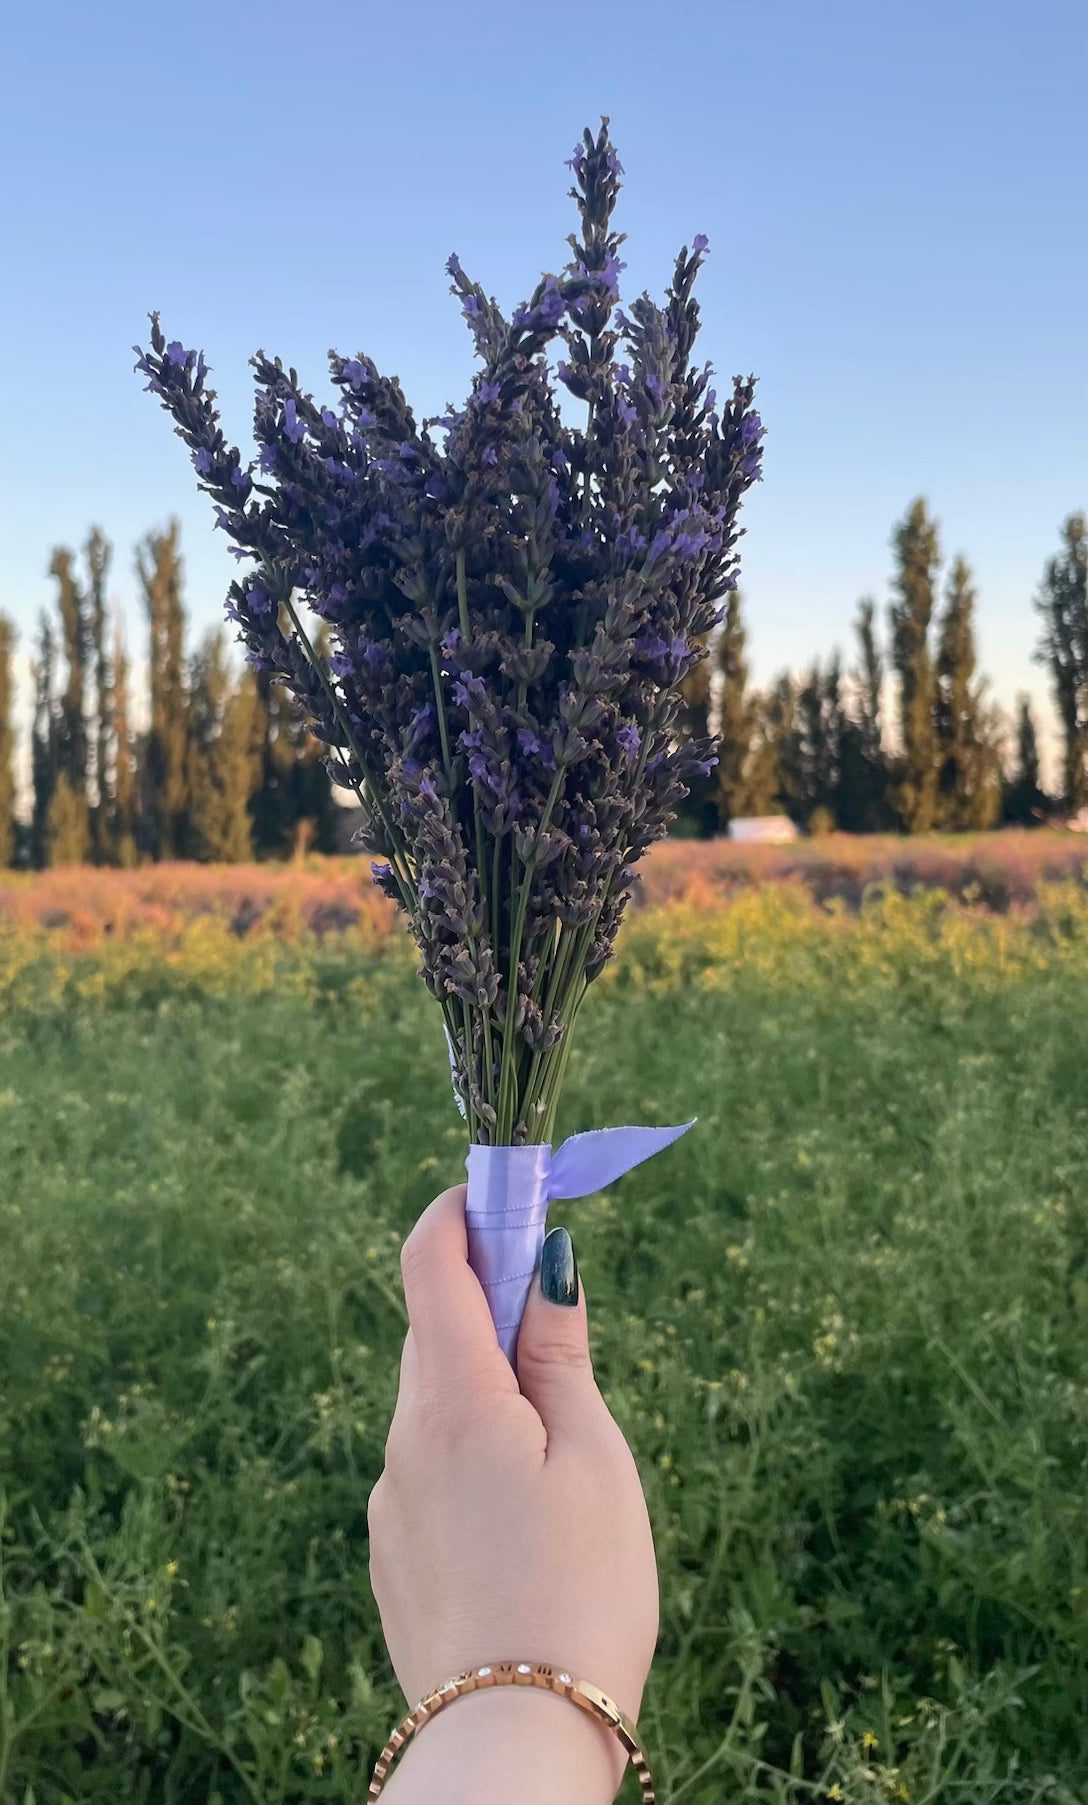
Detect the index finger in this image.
<box><xmin>398</xmin><ymin>1184</ymin><xmax>518</xmax><ymax>1405</ymax></box>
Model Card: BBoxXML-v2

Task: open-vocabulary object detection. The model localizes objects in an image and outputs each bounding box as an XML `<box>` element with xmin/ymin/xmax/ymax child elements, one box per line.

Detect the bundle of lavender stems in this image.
<box><xmin>135</xmin><ymin>119</ymin><xmax>764</xmax><ymax>1367</ymax></box>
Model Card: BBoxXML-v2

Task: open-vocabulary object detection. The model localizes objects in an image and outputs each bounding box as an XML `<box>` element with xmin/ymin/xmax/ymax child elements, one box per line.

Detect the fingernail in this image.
<box><xmin>540</xmin><ymin>1226</ymin><xmax>579</xmax><ymax>1306</ymax></box>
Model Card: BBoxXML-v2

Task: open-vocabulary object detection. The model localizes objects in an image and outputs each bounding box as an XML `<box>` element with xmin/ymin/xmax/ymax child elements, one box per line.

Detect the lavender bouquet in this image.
<box><xmin>135</xmin><ymin>119</ymin><xmax>764</xmax><ymax>1365</ymax></box>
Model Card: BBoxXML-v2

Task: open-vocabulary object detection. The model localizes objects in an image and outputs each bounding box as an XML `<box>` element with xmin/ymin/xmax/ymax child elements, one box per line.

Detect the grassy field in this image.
<box><xmin>0</xmin><ymin>846</ymin><xmax>1086</xmax><ymax>1803</ymax></box>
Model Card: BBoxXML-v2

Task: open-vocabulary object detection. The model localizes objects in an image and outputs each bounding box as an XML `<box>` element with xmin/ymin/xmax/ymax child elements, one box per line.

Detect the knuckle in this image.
<box><xmin>399</xmin><ymin>1229</ymin><xmax>428</xmax><ymax>1287</ymax></box>
<box><xmin>519</xmin><ymin>1337</ymin><xmax>592</xmax><ymax>1374</ymax></box>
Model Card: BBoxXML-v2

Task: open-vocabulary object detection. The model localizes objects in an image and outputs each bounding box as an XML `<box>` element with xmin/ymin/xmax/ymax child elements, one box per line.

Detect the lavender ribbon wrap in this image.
<box><xmin>464</xmin><ymin>1121</ymin><xmax>695</xmax><ymax>1367</ymax></box>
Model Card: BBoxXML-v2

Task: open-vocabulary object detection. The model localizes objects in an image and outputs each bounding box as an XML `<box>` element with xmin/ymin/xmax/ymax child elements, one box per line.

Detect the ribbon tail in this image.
<box><xmin>464</xmin><ymin>1123</ymin><xmax>695</xmax><ymax>1372</ymax></box>
<box><xmin>547</xmin><ymin>1119</ymin><xmax>696</xmax><ymax>1201</ymax></box>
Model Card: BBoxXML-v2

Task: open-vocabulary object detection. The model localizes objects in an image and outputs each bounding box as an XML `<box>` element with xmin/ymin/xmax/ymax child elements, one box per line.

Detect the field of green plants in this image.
<box><xmin>0</xmin><ymin>851</ymin><xmax>1086</xmax><ymax>1803</ymax></box>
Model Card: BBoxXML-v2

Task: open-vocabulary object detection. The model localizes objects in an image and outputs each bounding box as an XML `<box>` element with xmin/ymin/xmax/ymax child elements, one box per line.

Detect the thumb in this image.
<box><xmin>514</xmin><ymin>1225</ymin><xmax>600</xmax><ymax>1442</ymax></box>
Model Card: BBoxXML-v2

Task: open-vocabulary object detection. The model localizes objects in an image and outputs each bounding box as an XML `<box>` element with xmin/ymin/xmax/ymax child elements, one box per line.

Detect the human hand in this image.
<box><xmin>366</xmin><ymin>1184</ymin><xmax>660</xmax><ymax>1803</ymax></box>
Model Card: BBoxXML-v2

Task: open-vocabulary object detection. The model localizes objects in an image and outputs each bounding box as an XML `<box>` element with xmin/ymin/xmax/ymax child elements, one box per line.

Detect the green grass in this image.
<box><xmin>0</xmin><ymin>916</ymin><xmax>1086</xmax><ymax>1803</ymax></box>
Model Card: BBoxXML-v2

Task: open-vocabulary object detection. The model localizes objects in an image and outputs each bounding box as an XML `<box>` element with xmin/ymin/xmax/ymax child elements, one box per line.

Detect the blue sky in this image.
<box><xmin>1</xmin><ymin>0</ymin><xmax>1084</xmax><ymax>782</ymax></box>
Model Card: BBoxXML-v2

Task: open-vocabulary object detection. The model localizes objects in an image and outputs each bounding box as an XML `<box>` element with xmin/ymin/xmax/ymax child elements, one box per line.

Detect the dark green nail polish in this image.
<box><xmin>540</xmin><ymin>1226</ymin><xmax>578</xmax><ymax>1305</ymax></box>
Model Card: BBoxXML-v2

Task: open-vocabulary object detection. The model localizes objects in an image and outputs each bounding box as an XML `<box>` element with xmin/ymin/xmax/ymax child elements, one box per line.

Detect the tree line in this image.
<box><xmin>0</xmin><ymin>498</ymin><xmax>1084</xmax><ymax>866</ymax></box>
<box><xmin>675</xmin><ymin>499</ymin><xmax>1087</xmax><ymax>837</ymax></box>
<box><xmin>0</xmin><ymin>521</ymin><xmax>338</xmax><ymax>868</ymax></box>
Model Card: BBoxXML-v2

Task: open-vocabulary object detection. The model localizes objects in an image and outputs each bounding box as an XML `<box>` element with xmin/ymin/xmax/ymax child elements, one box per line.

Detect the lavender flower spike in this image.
<box><xmin>134</xmin><ymin>116</ymin><xmax>765</xmax><ymax>1358</ymax></box>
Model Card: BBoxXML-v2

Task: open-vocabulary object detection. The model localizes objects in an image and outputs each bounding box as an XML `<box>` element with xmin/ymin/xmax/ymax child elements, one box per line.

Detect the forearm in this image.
<box><xmin>377</xmin><ymin>1681</ymin><xmax>626</xmax><ymax>1805</ymax></box>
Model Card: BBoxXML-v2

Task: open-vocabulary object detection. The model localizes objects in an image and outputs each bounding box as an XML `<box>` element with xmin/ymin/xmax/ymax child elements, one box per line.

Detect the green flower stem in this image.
<box><xmin>495</xmin><ymin>763</ymin><xmax>566</xmax><ymax>1141</ymax></box>
<box><xmin>428</xmin><ymin>642</ymin><xmax>453</xmax><ymax>777</ymax></box>
<box><xmin>455</xmin><ymin>550</ymin><xmax>497</xmax><ymax>1118</ymax></box>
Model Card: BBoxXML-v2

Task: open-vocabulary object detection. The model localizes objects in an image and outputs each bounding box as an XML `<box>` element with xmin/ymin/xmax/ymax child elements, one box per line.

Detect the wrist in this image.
<box><xmin>378</xmin><ymin>1678</ymin><xmax>626</xmax><ymax>1804</ymax></box>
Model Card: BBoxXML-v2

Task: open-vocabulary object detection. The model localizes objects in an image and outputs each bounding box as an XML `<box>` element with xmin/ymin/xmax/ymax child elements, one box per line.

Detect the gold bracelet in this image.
<box><xmin>366</xmin><ymin>1659</ymin><xmax>655</xmax><ymax>1802</ymax></box>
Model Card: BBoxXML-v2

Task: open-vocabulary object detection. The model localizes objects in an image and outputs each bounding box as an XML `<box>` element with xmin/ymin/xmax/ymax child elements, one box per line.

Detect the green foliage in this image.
<box><xmin>111</xmin><ymin>628</ymin><xmax>138</xmax><ymax>867</ymax></box>
<box><xmin>0</xmin><ymin>907</ymin><xmax>1084</xmax><ymax>1802</ymax></box>
<box><xmin>0</xmin><ymin>617</ymin><xmax>16</xmax><ymax>866</ymax></box>
<box><xmin>137</xmin><ymin>520</ymin><xmax>191</xmax><ymax>861</ymax></box>
<box><xmin>935</xmin><ymin>557</ymin><xmax>1003</xmax><ymax>831</ymax></box>
<box><xmin>1034</xmin><ymin>512</ymin><xmax>1088</xmax><ymax>812</ymax></box>
<box><xmin>31</xmin><ymin>611</ymin><xmax>59</xmax><ymax>867</ymax></box>
<box><xmin>889</xmin><ymin>498</ymin><xmax>941</xmax><ymax>833</ymax></box>
<box><xmin>44</xmin><ymin>771</ymin><xmax>92</xmax><ymax>865</ymax></box>
<box><xmin>187</xmin><ymin>631</ymin><xmax>263</xmax><ymax>863</ymax></box>
<box><xmin>1003</xmin><ymin>697</ymin><xmax>1048</xmax><ymax>827</ymax></box>
<box><xmin>85</xmin><ymin>528</ymin><xmax>115</xmax><ymax>865</ymax></box>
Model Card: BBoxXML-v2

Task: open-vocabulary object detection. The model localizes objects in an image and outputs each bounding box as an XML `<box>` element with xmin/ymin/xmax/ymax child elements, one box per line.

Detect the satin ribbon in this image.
<box><xmin>464</xmin><ymin>1121</ymin><xmax>695</xmax><ymax>1367</ymax></box>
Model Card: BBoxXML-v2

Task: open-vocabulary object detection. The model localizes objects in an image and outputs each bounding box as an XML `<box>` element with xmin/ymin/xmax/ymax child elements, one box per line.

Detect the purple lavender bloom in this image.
<box><xmin>135</xmin><ymin>118</ymin><xmax>764</xmax><ymax>1144</ymax></box>
<box><xmin>407</xmin><ymin>703</ymin><xmax>436</xmax><ymax>749</ymax></box>
<box><xmin>212</xmin><ymin>505</ymin><xmax>233</xmax><ymax>534</ymax></box>
<box><xmin>564</xmin><ymin>144</ymin><xmax>585</xmax><ymax>172</ymax></box>
<box><xmin>615</xmin><ymin>525</ymin><xmax>647</xmax><ymax>559</ymax></box>
<box><xmin>283</xmin><ymin>398</ymin><xmax>306</xmax><ymax>444</ymax></box>
<box><xmin>635</xmin><ymin>628</ymin><xmax>669</xmax><ymax>663</ymax></box>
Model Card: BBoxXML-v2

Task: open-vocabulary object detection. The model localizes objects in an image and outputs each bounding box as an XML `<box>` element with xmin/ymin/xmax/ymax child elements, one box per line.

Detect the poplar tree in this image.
<box><xmin>935</xmin><ymin>555</ymin><xmax>1002</xmax><ymax>829</ymax></box>
<box><xmin>779</xmin><ymin>657</ymin><xmax>845</xmax><ymax>830</ymax></box>
<box><xmin>674</xmin><ymin>618</ymin><xmax>715</xmax><ymax>835</ymax></box>
<box><xmin>1034</xmin><ymin>512</ymin><xmax>1087</xmax><ymax>812</ymax></box>
<box><xmin>31</xmin><ymin>613</ymin><xmax>58</xmax><ymax>867</ymax></box>
<box><xmin>111</xmin><ymin>625</ymin><xmax>138</xmax><ymax>865</ymax></box>
<box><xmin>0</xmin><ymin>617</ymin><xmax>16</xmax><ymax>867</ymax></box>
<box><xmin>48</xmin><ymin>547</ymin><xmax>92</xmax><ymax>861</ymax></box>
<box><xmin>889</xmin><ymin>497</ymin><xmax>940</xmax><ymax>832</ymax></box>
<box><xmin>187</xmin><ymin>629</ymin><xmax>263</xmax><ymax>862</ymax></box>
<box><xmin>1002</xmin><ymin>695</ymin><xmax>1048</xmax><ymax>825</ymax></box>
<box><xmin>743</xmin><ymin>674</ymin><xmax>795</xmax><ymax>818</ymax></box>
<box><xmin>85</xmin><ymin>527</ymin><xmax>114</xmax><ymax>863</ymax></box>
<box><xmin>838</xmin><ymin>597</ymin><xmax>889</xmax><ymax>832</ymax></box>
<box><xmin>714</xmin><ymin>589</ymin><xmax>755</xmax><ymax>830</ymax></box>
<box><xmin>136</xmin><ymin>519</ymin><xmax>190</xmax><ymax>858</ymax></box>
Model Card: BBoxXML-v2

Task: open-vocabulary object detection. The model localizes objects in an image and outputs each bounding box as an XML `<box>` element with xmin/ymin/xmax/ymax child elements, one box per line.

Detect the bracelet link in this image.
<box><xmin>367</xmin><ymin>1660</ymin><xmax>655</xmax><ymax>1802</ymax></box>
